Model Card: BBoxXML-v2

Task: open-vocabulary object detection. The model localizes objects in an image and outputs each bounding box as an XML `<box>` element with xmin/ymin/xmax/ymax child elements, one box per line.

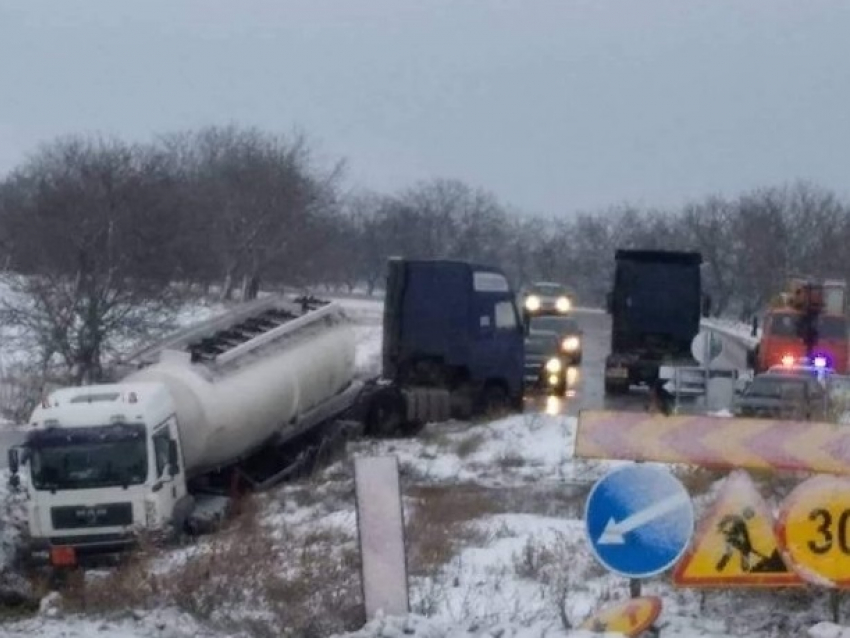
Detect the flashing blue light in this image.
<box><xmin>814</xmin><ymin>356</ymin><xmax>828</xmax><ymax>369</ymax></box>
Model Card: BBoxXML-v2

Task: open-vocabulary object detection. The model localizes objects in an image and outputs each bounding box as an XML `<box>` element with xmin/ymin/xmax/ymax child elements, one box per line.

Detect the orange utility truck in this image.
<box><xmin>752</xmin><ymin>278</ymin><xmax>849</xmax><ymax>374</ymax></box>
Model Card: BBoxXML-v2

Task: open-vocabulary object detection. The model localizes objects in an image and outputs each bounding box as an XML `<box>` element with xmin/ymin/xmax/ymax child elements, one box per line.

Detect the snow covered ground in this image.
<box><xmin>0</xmin><ymin>294</ymin><xmax>844</xmax><ymax>638</ymax></box>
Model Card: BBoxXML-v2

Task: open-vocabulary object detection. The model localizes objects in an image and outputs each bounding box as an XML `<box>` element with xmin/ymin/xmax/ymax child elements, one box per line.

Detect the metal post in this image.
<box><xmin>629</xmin><ymin>578</ymin><xmax>641</xmax><ymax>598</ymax></box>
<box><xmin>673</xmin><ymin>368</ymin><xmax>681</xmax><ymax>415</ymax></box>
<box><xmin>831</xmin><ymin>590</ymin><xmax>841</xmax><ymax>624</ymax></box>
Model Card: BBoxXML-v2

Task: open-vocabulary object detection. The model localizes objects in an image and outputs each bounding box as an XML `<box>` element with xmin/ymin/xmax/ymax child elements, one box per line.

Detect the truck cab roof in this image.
<box><xmin>615</xmin><ymin>249</ymin><xmax>703</xmax><ymax>265</ymax></box>
<box><xmin>30</xmin><ymin>382</ymin><xmax>172</xmax><ymax>429</ymax></box>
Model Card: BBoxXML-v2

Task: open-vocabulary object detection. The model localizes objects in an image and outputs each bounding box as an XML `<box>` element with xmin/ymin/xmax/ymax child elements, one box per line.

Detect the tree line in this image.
<box><xmin>0</xmin><ymin>124</ymin><xmax>848</xmax><ymax>391</ymax></box>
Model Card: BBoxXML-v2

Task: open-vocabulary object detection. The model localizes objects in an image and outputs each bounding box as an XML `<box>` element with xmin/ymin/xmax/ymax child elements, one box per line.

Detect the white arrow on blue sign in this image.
<box><xmin>584</xmin><ymin>463</ymin><xmax>695</xmax><ymax>579</ymax></box>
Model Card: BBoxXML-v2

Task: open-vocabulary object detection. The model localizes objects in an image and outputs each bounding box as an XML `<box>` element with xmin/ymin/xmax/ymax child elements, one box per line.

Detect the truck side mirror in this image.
<box><xmin>7</xmin><ymin>448</ymin><xmax>18</xmax><ymax>474</ymax></box>
<box><xmin>702</xmin><ymin>294</ymin><xmax>712</xmax><ymax>318</ymax></box>
<box><xmin>168</xmin><ymin>440</ymin><xmax>179</xmax><ymax>477</ymax></box>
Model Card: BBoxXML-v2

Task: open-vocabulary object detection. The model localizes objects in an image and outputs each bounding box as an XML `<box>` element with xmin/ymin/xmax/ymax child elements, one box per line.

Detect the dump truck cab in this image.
<box><xmin>383</xmin><ymin>258</ymin><xmax>525</xmax><ymax>418</ymax></box>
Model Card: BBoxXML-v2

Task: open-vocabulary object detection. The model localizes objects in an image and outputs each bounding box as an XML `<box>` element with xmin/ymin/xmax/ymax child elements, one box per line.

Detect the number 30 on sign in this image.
<box><xmin>777</xmin><ymin>475</ymin><xmax>850</xmax><ymax>587</ymax></box>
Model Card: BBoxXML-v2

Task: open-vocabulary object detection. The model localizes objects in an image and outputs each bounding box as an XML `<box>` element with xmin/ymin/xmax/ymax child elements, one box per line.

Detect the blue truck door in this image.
<box><xmin>469</xmin><ymin>272</ymin><xmax>524</xmax><ymax>397</ymax></box>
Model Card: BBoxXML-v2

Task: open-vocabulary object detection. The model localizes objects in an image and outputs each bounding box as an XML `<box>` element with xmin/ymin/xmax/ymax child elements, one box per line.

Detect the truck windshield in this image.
<box><xmin>768</xmin><ymin>314</ymin><xmax>847</xmax><ymax>339</ymax></box>
<box><xmin>28</xmin><ymin>423</ymin><xmax>147</xmax><ymax>491</ymax></box>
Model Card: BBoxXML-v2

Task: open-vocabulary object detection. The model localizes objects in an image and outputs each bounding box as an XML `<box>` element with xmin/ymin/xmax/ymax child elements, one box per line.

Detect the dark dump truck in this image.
<box><xmin>604</xmin><ymin>249</ymin><xmax>708</xmax><ymax>394</ymax></box>
<box><xmin>382</xmin><ymin>257</ymin><xmax>526</xmax><ymax>423</ymax></box>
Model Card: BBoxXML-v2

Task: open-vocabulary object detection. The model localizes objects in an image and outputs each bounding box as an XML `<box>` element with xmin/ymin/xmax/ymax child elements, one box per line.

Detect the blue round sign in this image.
<box><xmin>584</xmin><ymin>463</ymin><xmax>694</xmax><ymax>579</ymax></box>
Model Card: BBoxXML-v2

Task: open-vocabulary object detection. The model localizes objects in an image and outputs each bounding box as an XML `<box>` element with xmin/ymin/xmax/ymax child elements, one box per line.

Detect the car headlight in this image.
<box><xmin>556</xmin><ymin>296</ymin><xmax>571</xmax><ymax>313</ymax></box>
<box><xmin>545</xmin><ymin>358</ymin><xmax>562</xmax><ymax>374</ymax></box>
<box><xmin>525</xmin><ymin>295</ymin><xmax>541</xmax><ymax>312</ymax></box>
<box><xmin>562</xmin><ymin>336</ymin><xmax>580</xmax><ymax>352</ymax></box>
<box><xmin>548</xmin><ymin>374</ymin><xmax>560</xmax><ymax>386</ymax></box>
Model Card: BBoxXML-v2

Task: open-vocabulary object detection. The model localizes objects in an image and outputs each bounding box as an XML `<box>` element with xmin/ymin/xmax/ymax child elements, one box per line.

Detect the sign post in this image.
<box><xmin>354</xmin><ymin>456</ymin><xmax>409</xmax><ymax>620</ymax></box>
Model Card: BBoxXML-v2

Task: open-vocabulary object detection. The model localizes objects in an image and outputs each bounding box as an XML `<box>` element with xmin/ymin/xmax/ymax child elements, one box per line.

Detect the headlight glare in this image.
<box><xmin>545</xmin><ymin>358</ymin><xmax>562</xmax><ymax>374</ymax></box>
<box><xmin>562</xmin><ymin>336</ymin><xmax>580</xmax><ymax>352</ymax></box>
<box><xmin>556</xmin><ymin>296</ymin><xmax>571</xmax><ymax>313</ymax></box>
<box><xmin>525</xmin><ymin>295</ymin><xmax>541</xmax><ymax>311</ymax></box>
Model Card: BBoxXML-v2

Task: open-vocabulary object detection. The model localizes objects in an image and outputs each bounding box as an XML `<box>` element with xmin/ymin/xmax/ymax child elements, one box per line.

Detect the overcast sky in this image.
<box><xmin>1</xmin><ymin>0</ymin><xmax>849</xmax><ymax>215</ymax></box>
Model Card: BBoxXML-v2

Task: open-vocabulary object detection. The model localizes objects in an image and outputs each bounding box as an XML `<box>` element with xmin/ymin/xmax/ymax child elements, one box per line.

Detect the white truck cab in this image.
<box><xmin>10</xmin><ymin>383</ymin><xmax>191</xmax><ymax>565</ymax></box>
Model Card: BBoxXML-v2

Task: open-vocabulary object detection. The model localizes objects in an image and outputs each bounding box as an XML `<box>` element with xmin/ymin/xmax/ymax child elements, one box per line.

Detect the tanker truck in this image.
<box><xmin>6</xmin><ymin>295</ymin><xmax>379</xmax><ymax>566</ymax></box>
<box><xmin>6</xmin><ymin>258</ymin><xmax>525</xmax><ymax>566</ymax></box>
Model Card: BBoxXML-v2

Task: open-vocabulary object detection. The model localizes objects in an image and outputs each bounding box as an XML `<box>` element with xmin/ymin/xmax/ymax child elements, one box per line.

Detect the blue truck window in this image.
<box><xmin>473</xmin><ymin>272</ymin><xmax>510</xmax><ymax>293</ymax></box>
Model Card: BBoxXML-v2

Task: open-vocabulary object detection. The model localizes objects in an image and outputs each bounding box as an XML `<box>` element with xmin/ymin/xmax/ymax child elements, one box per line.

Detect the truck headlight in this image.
<box><xmin>545</xmin><ymin>358</ymin><xmax>562</xmax><ymax>374</ymax></box>
<box><xmin>548</xmin><ymin>374</ymin><xmax>560</xmax><ymax>385</ymax></box>
<box><xmin>556</xmin><ymin>296</ymin><xmax>571</xmax><ymax>313</ymax></box>
<box><xmin>525</xmin><ymin>295</ymin><xmax>541</xmax><ymax>312</ymax></box>
<box><xmin>562</xmin><ymin>336</ymin><xmax>580</xmax><ymax>352</ymax></box>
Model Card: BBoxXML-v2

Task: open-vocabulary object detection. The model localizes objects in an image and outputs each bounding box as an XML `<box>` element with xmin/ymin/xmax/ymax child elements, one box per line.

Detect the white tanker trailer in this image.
<box><xmin>7</xmin><ymin>296</ymin><xmax>373</xmax><ymax>566</ymax></box>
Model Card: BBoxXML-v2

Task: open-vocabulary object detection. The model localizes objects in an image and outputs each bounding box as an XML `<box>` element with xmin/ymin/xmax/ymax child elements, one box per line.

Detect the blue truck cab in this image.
<box><xmin>382</xmin><ymin>258</ymin><xmax>525</xmax><ymax>423</ymax></box>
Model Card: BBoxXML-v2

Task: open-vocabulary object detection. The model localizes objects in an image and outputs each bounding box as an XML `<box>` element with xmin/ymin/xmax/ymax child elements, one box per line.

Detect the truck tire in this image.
<box><xmin>366</xmin><ymin>389</ymin><xmax>406</xmax><ymax>437</ymax></box>
<box><xmin>604</xmin><ymin>379</ymin><xmax>629</xmax><ymax>395</ymax></box>
<box><xmin>479</xmin><ymin>382</ymin><xmax>509</xmax><ymax>417</ymax></box>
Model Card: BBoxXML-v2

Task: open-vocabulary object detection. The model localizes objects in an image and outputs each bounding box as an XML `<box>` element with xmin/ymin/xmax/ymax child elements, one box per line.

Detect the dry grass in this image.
<box><xmin>405</xmin><ymin>485</ymin><xmax>503</xmax><ymax>575</ymax></box>
<box><xmin>59</xmin><ymin>496</ymin><xmax>364</xmax><ymax>637</ymax></box>
<box><xmin>455</xmin><ymin>432</ymin><xmax>486</xmax><ymax>458</ymax></box>
<box><xmin>496</xmin><ymin>450</ymin><xmax>528</xmax><ymax>469</ymax></box>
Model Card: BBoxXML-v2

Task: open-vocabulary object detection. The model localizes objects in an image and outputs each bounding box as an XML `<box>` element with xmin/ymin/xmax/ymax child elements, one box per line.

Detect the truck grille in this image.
<box><xmin>51</xmin><ymin>503</ymin><xmax>133</xmax><ymax>529</ymax></box>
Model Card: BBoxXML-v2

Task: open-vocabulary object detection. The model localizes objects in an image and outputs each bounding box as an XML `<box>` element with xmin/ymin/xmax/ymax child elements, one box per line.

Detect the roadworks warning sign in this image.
<box><xmin>673</xmin><ymin>470</ymin><xmax>803</xmax><ymax>587</ymax></box>
<box><xmin>579</xmin><ymin>596</ymin><xmax>662</xmax><ymax>637</ymax></box>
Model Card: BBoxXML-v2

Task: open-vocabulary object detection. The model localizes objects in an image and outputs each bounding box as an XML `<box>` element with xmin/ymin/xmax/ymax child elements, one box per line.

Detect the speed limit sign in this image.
<box><xmin>776</xmin><ymin>475</ymin><xmax>850</xmax><ymax>587</ymax></box>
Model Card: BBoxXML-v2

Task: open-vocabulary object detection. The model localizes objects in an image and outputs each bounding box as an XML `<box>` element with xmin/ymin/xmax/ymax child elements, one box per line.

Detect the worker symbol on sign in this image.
<box><xmin>673</xmin><ymin>470</ymin><xmax>803</xmax><ymax>587</ymax></box>
<box><xmin>715</xmin><ymin>507</ymin><xmax>787</xmax><ymax>573</ymax></box>
<box><xmin>716</xmin><ymin>507</ymin><xmax>758</xmax><ymax>572</ymax></box>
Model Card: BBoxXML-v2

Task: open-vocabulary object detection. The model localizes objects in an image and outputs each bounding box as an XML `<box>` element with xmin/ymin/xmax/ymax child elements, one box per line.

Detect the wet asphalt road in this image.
<box><xmin>522</xmin><ymin>308</ymin><xmax>748</xmax><ymax>417</ymax></box>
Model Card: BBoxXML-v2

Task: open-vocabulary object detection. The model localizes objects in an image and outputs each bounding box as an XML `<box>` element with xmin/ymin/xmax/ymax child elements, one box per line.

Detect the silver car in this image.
<box><xmin>521</xmin><ymin>282</ymin><xmax>573</xmax><ymax>318</ymax></box>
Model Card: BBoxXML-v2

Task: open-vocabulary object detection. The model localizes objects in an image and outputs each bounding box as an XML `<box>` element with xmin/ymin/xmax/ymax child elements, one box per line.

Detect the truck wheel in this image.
<box><xmin>366</xmin><ymin>390</ymin><xmax>406</xmax><ymax>437</ymax></box>
<box><xmin>480</xmin><ymin>383</ymin><xmax>509</xmax><ymax>417</ymax></box>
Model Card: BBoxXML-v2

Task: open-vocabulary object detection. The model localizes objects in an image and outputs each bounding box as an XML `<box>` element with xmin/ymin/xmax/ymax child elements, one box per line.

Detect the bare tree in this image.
<box><xmin>0</xmin><ymin>136</ymin><xmax>184</xmax><ymax>384</ymax></box>
<box><xmin>162</xmin><ymin>125</ymin><xmax>343</xmax><ymax>299</ymax></box>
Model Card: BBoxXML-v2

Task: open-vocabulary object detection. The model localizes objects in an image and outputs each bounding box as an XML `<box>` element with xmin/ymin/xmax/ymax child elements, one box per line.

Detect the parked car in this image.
<box><xmin>524</xmin><ymin>330</ymin><xmax>570</xmax><ymax>395</ymax></box>
<box><xmin>766</xmin><ymin>361</ymin><xmax>833</xmax><ymax>384</ymax></box>
<box><xmin>521</xmin><ymin>282</ymin><xmax>573</xmax><ymax>321</ymax></box>
<box><xmin>528</xmin><ymin>314</ymin><xmax>583</xmax><ymax>365</ymax></box>
<box><xmin>733</xmin><ymin>373</ymin><xmax>826</xmax><ymax>420</ymax></box>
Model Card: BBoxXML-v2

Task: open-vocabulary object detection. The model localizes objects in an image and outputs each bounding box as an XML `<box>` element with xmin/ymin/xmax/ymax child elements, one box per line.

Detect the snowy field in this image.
<box><xmin>0</xmin><ymin>294</ymin><xmax>846</xmax><ymax>637</ymax></box>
